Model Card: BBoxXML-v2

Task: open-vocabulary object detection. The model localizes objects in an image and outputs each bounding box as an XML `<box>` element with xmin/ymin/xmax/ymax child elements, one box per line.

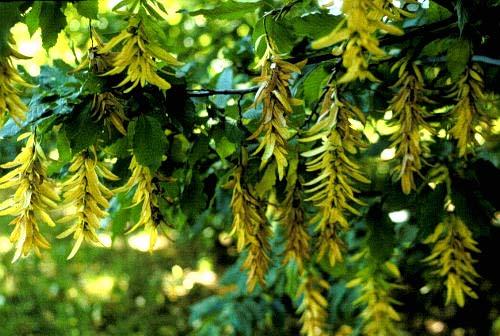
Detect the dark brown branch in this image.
<box><xmin>288</xmin><ymin>17</ymin><xmax>458</xmax><ymax>64</ymax></box>
<box><xmin>187</xmin><ymin>87</ymin><xmax>259</xmax><ymax>97</ymax></box>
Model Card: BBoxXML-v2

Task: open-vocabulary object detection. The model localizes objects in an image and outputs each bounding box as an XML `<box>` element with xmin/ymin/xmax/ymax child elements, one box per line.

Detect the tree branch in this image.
<box><xmin>187</xmin><ymin>87</ymin><xmax>259</xmax><ymax>97</ymax></box>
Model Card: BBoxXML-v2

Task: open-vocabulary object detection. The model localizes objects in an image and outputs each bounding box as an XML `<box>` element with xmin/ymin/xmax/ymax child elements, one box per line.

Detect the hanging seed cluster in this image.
<box><xmin>0</xmin><ymin>1</ymin><xmax>495</xmax><ymax>335</ymax></box>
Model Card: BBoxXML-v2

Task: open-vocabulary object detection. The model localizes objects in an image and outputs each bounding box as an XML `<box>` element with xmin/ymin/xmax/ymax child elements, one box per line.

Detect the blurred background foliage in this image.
<box><xmin>0</xmin><ymin>0</ymin><xmax>499</xmax><ymax>335</ymax></box>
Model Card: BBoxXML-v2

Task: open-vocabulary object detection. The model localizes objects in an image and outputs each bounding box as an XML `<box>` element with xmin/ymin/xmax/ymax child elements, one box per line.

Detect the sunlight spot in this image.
<box><xmin>419</xmin><ymin>285</ymin><xmax>431</xmax><ymax>294</ymax></box>
<box><xmin>172</xmin><ymin>265</ymin><xmax>184</xmax><ymax>279</ymax></box>
<box><xmin>319</xmin><ymin>0</ymin><xmax>343</xmax><ymax>15</ymax></box>
<box><xmin>193</xmin><ymin>15</ymin><xmax>206</xmax><ymax>27</ymax></box>
<box><xmin>183</xmin><ymin>37</ymin><xmax>194</xmax><ymax>48</ymax></box>
<box><xmin>388</xmin><ymin>209</ymin><xmax>410</xmax><ymax>223</ymax></box>
<box><xmin>82</xmin><ymin>275</ymin><xmax>115</xmax><ymax>300</ymax></box>
<box><xmin>127</xmin><ymin>232</ymin><xmax>169</xmax><ymax>252</ymax></box>
<box><xmin>425</xmin><ymin>319</ymin><xmax>446</xmax><ymax>334</ymax></box>
<box><xmin>135</xmin><ymin>296</ymin><xmax>146</xmax><ymax>307</ymax></box>
<box><xmin>451</xmin><ymin>328</ymin><xmax>465</xmax><ymax>336</ymax></box>
<box><xmin>0</xmin><ymin>236</ymin><xmax>13</xmax><ymax>254</ymax></box>
<box><xmin>48</xmin><ymin>149</ymin><xmax>59</xmax><ymax>161</ymax></box>
<box><xmin>97</xmin><ymin>233</ymin><xmax>112</xmax><ymax>248</ymax></box>
<box><xmin>380</xmin><ymin>148</ymin><xmax>396</xmax><ymax>161</ymax></box>
<box><xmin>218</xmin><ymin>232</ymin><xmax>233</xmax><ymax>246</ymax></box>
<box><xmin>210</xmin><ymin>59</ymin><xmax>231</xmax><ymax>74</ymax></box>
<box><xmin>237</xmin><ymin>24</ymin><xmax>250</xmax><ymax>37</ymax></box>
<box><xmin>198</xmin><ymin>34</ymin><xmax>212</xmax><ymax>47</ymax></box>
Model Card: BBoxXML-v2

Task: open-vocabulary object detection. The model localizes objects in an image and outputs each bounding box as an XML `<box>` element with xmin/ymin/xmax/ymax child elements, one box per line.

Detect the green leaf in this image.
<box><xmin>133</xmin><ymin>115</ymin><xmax>167</xmax><ymax>171</ymax></box>
<box><xmin>24</xmin><ymin>2</ymin><xmax>42</xmax><ymax>36</ymax></box>
<box><xmin>0</xmin><ymin>2</ymin><xmax>22</xmax><ymax>56</ymax></box>
<box><xmin>298</xmin><ymin>64</ymin><xmax>330</xmax><ymax>107</ymax></box>
<box><xmin>252</xmin><ymin>17</ymin><xmax>295</xmax><ymax>56</ymax></box>
<box><xmin>171</xmin><ymin>134</ymin><xmax>190</xmax><ymax>163</ymax></box>
<box><xmin>63</xmin><ymin>101</ymin><xmax>101</xmax><ymax>153</ymax></box>
<box><xmin>104</xmin><ymin>137</ymin><xmax>130</xmax><ymax>158</ymax></box>
<box><xmin>424</xmin><ymin>1</ymin><xmax>452</xmax><ymax>23</ymax></box>
<box><xmin>212</xmin><ymin>68</ymin><xmax>233</xmax><ymax>108</ymax></box>
<box><xmin>56</xmin><ymin>128</ymin><xmax>72</xmax><ymax>163</ymax></box>
<box><xmin>366</xmin><ymin>205</ymin><xmax>396</xmax><ymax>262</ymax></box>
<box><xmin>419</xmin><ymin>38</ymin><xmax>455</xmax><ymax>57</ymax></box>
<box><xmin>287</xmin><ymin>13</ymin><xmax>340</xmax><ymax>39</ymax></box>
<box><xmin>181</xmin><ymin>174</ymin><xmax>208</xmax><ymax>220</ymax></box>
<box><xmin>415</xmin><ymin>184</ymin><xmax>446</xmax><ymax>239</ymax></box>
<box><xmin>213</xmin><ymin>136</ymin><xmax>236</xmax><ymax>160</ymax></box>
<box><xmin>74</xmin><ymin>0</ymin><xmax>99</xmax><ymax>19</ymax></box>
<box><xmin>446</xmin><ymin>39</ymin><xmax>471</xmax><ymax>79</ymax></box>
<box><xmin>189</xmin><ymin>135</ymin><xmax>210</xmax><ymax>166</ymax></box>
<box><xmin>189</xmin><ymin>0</ymin><xmax>263</xmax><ymax>20</ymax></box>
<box><xmin>255</xmin><ymin>162</ymin><xmax>276</xmax><ymax>197</ymax></box>
<box><xmin>109</xmin><ymin>193</ymin><xmax>141</xmax><ymax>239</ymax></box>
<box><xmin>39</xmin><ymin>2</ymin><xmax>67</xmax><ymax>49</ymax></box>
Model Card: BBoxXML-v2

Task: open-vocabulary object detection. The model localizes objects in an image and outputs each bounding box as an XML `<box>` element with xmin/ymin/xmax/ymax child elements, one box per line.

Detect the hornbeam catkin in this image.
<box><xmin>0</xmin><ymin>132</ymin><xmax>59</xmax><ymax>262</ymax></box>
<box><xmin>301</xmin><ymin>85</ymin><xmax>369</xmax><ymax>266</ymax></box>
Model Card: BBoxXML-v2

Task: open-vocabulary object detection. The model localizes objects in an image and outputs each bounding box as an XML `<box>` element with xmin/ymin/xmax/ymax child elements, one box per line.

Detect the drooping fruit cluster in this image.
<box><xmin>58</xmin><ymin>146</ymin><xmax>119</xmax><ymax>259</ymax></box>
<box><xmin>388</xmin><ymin>59</ymin><xmax>433</xmax><ymax>194</ymax></box>
<box><xmin>0</xmin><ymin>132</ymin><xmax>59</xmax><ymax>262</ymax></box>
<box><xmin>0</xmin><ymin>44</ymin><xmax>32</xmax><ymax>127</ymax></box>
<box><xmin>301</xmin><ymin>84</ymin><xmax>369</xmax><ymax>266</ymax></box>
<box><xmin>249</xmin><ymin>37</ymin><xmax>306</xmax><ymax>180</ymax></box>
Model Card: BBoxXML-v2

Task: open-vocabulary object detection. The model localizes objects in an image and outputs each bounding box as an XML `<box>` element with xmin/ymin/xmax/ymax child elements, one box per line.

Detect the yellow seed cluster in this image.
<box><xmin>279</xmin><ymin>179</ymin><xmax>310</xmax><ymax>272</ymax></box>
<box><xmin>115</xmin><ymin>155</ymin><xmax>165</xmax><ymax>252</ymax></box>
<box><xmin>388</xmin><ymin>60</ymin><xmax>433</xmax><ymax>194</ymax></box>
<box><xmin>100</xmin><ymin>16</ymin><xmax>182</xmax><ymax>92</ymax></box>
<box><xmin>58</xmin><ymin>147</ymin><xmax>119</xmax><ymax>259</ymax></box>
<box><xmin>424</xmin><ymin>214</ymin><xmax>480</xmax><ymax>307</ymax></box>
<box><xmin>72</xmin><ymin>29</ymin><xmax>114</xmax><ymax>74</ymax></box>
<box><xmin>301</xmin><ymin>85</ymin><xmax>369</xmax><ymax>266</ymax></box>
<box><xmin>296</xmin><ymin>273</ymin><xmax>330</xmax><ymax>336</ymax></box>
<box><xmin>449</xmin><ymin>64</ymin><xmax>490</xmax><ymax>157</ymax></box>
<box><xmin>91</xmin><ymin>92</ymin><xmax>128</xmax><ymax>135</ymax></box>
<box><xmin>248</xmin><ymin>40</ymin><xmax>305</xmax><ymax>180</ymax></box>
<box><xmin>229</xmin><ymin>166</ymin><xmax>271</xmax><ymax>292</ymax></box>
<box><xmin>0</xmin><ymin>47</ymin><xmax>32</xmax><ymax>127</ymax></box>
<box><xmin>0</xmin><ymin>132</ymin><xmax>59</xmax><ymax>262</ymax></box>
<box><xmin>73</xmin><ymin>31</ymin><xmax>129</xmax><ymax>135</ymax></box>
<box><xmin>348</xmin><ymin>256</ymin><xmax>403</xmax><ymax>336</ymax></box>
<box><xmin>313</xmin><ymin>0</ymin><xmax>405</xmax><ymax>83</ymax></box>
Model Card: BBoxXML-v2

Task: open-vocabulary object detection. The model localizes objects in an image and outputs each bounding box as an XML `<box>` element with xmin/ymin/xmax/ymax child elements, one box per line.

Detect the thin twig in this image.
<box><xmin>187</xmin><ymin>87</ymin><xmax>259</xmax><ymax>97</ymax></box>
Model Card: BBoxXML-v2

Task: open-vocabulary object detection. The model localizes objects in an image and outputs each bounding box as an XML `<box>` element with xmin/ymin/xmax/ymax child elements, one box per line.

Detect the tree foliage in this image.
<box><xmin>0</xmin><ymin>0</ymin><xmax>499</xmax><ymax>335</ymax></box>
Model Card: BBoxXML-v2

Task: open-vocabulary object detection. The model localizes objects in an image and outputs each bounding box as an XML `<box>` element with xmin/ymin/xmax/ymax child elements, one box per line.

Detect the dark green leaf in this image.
<box><xmin>366</xmin><ymin>205</ymin><xmax>396</xmax><ymax>262</ymax></box>
<box><xmin>181</xmin><ymin>174</ymin><xmax>208</xmax><ymax>220</ymax></box>
<box><xmin>287</xmin><ymin>12</ymin><xmax>340</xmax><ymax>39</ymax></box>
<box><xmin>63</xmin><ymin>101</ymin><xmax>101</xmax><ymax>153</ymax></box>
<box><xmin>39</xmin><ymin>2</ymin><xmax>67</xmax><ymax>49</ymax></box>
<box><xmin>212</xmin><ymin>68</ymin><xmax>233</xmax><ymax>108</ymax></box>
<box><xmin>189</xmin><ymin>135</ymin><xmax>210</xmax><ymax>165</ymax></box>
<box><xmin>171</xmin><ymin>134</ymin><xmax>190</xmax><ymax>163</ymax></box>
<box><xmin>419</xmin><ymin>38</ymin><xmax>455</xmax><ymax>57</ymax></box>
<box><xmin>213</xmin><ymin>136</ymin><xmax>236</xmax><ymax>160</ymax></box>
<box><xmin>189</xmin><ymin>1</ymin><xmax>263</xmax><ymax>20</ymax></box>
<box><xmin>446</xmin><ymin>39</ymin><xmax>470</xmax><ymax>79</ymax></box>
<box><xmin>0</xmin><ymin>2</ymin><xmax>22</xmax><ymax>56</ymax></box>
<box><xmin>24</xmin><ymin>2</ymin><xmax>42</xmax><ymax>36</ymax></box>
<box><xmin>56</xmin><ymin>128</ymin><xmax>72</xmax><ymax>163</ymax></box>
<box><xmin>132</xmin><ymin>115</ymin><xmax>167</xmax><ymax>171</ymax></box>
<box><xmin>74</xmin><ymin>0</ymin><xmax>99</xmax><ymax>19</ymax></box>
